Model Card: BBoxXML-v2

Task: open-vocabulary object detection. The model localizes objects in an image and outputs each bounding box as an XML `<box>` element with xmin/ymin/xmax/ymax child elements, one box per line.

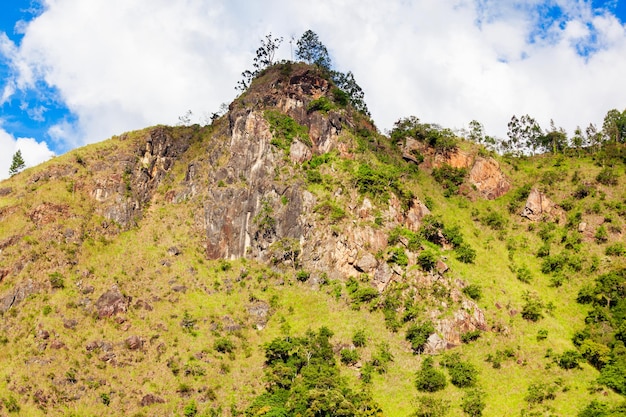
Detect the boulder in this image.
<box><xmin>521</xmin><ymin>188</ymin><xmax>561</xmax><ymax>221</ymax></box>
<box><xmin>95</xmin><ymin>286</ymin><xmax>130</xmax><ymax>319</ymax></box>
<box><xmin>468</xmin><ymin>157</ymin><xmax>511</xmax><ymax>199</ymax></box>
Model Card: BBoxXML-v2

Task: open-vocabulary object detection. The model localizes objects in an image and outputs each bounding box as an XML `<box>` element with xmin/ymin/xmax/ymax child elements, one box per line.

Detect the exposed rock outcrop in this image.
<box><xmin>521</xmin><ymin>188</ymin><xmax>563</xmax><ymax>221</ymax></box>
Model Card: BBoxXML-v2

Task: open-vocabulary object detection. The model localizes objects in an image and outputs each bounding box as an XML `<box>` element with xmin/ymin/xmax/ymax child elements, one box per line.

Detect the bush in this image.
<box><xmin>352</xmin><ymin>329</ymin><xmax>367</xmax><ymax>347</ymax></box>
<box><xmin>49</xmin><ymin>272</ymin><xmax>65</xmax><ymax>289</ymax></box>
<box><xmin>406</xmin><ymin>321</ymin><xmax>435</xmax><ymax>354</ymax></box>
<box><xmin>595</xmin><ymin>226</ymin><xmax>609</xmax><ymax>243</ymax></box>
<box><xmin>417</xmin><ymin>250</ymin><xmax>438</xmax><ymax>272</ymax></box>
<box><xmin>462</xmin><ymin>284</ymin><xmax>482</xmax><ymax>301</ymax></box>
<box><xmin>525</xmin><ymin>382</ymin><xmax>557</xmax><ymax>404</ymax></box>
<box><xmin>606</xmin><ymin>243</ymin><xmax>626</xmax><ymax>257</ymax></box>
<box><xmin>461</xmin><ymin>330</ymin><xmax>481</xmax><ymax>344</ymax></box>
<box><xmin>214</xmin><ymin>337</ymin><xmax>235</xmax><ymax>354</ymax></box>
<box><xmin>413</xmin><ymin>396</ymin><xmax>450</xmax><ymax>417</ymax></box>
<box><xmin>596</xmin><ymin>167</ymin><xmax>619</xmax><ymax>186</ymax></box>
<box><xmin>432</xmin><ymin>164</ymin><xmax>467</xmax><ymax>195</ymax></box>
<box><xmin>480</xmin><ymin>211</ymin><xmax>507</xmax><ymax>230</ymax></box>
<box><xmin>456</xmin><ymin>243</ymin><xmax>476</xmax><ymax>264</ymax></box>
<box><xmin>443</xmin><ymin>355</ymin><xmax>478</xmax><ymax>388</ymax></box>
<box><xmin>557</xmin><ymin>350</ymin><xmax>583</xmax><ymax>370</ymax></box>
<box><xmin>340</xmin><ymin>348</ymin><xmax>359</xmax><ymax>365</ymax></box>
<box><xmin>184</xmin><ymin>400</ymin><xmax>198</xmax><ymax>417</ymax></box>
<box><xmin>295</xmin><ymin>270</ymin><xmax>310</xmax><ymax>282</ymax></box>
<box><xmin>521</xmin><ymin>292</ymin><xmax>544</xmax><ymax>322</ymax></box>
<box><xmin>264</xmin><ymin>110</ymin><xmax>310</xmax><ymax>150</ymax></box>
<box><xmin>307</xmin><ymin>96</ymin><xmax>333</xmax><ymax>113</ymax></box>
<box><xmin>415</xmin><ymin>357</ymin><xmax>447</xmax><ymax>392</ymax></box>
<box><xmin>516</xmin><ymin>265</ymin><xmax>532</xmax><ymax>283</ymax></box>
<box><xmin>461</xmin><ymin>388</ymin><xmax>486</xmax><ymax>417</ymax></box>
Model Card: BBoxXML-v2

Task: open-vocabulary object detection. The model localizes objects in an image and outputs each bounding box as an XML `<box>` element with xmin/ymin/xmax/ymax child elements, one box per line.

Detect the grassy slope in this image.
<box><xmin>0</xmin><ymin>128</ymin><xmax>625</xmax><ymax>417</ymax></box>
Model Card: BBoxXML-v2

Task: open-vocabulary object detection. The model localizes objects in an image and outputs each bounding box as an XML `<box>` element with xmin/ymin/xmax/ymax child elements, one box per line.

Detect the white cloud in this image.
<box><xmin>1</xmin><ymin>0</ymin><xmax>626</xmax><ymax>155</ymax></box>
<box><xmin>0</xmin><ymin>128</ymin><xmax>55</xmax><ymax>180</ymax></box>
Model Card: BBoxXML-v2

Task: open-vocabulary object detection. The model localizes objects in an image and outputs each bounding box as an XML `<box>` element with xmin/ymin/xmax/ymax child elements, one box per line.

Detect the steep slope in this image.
<box><xmin>0</xmin><ymin>62</ymin><xmax>624</xmax><ymax>417</ymax></box>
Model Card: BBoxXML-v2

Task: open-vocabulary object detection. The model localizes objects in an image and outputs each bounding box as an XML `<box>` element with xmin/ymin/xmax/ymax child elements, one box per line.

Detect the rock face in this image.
<box><xmin>469</xmin><ymin>157</ymin><xmax>511</xmax><ymax>199</ymax></box>
<box><xmin>521</xmin><ymin>188</ymin><xmax>562</xmax><ymax>221</ymax></box>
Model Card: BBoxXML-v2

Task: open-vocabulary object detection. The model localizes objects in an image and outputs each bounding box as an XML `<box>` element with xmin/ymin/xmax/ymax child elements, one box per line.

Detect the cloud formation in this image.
<box><xmin>0</xmin><ymin>127</ymin><xmax>54</xmax><ymax>180</ymax></box>
<box><xmin>0</xmin><ymin>0</ymin><xmax>625</xmax><ymax>176</ymax></box>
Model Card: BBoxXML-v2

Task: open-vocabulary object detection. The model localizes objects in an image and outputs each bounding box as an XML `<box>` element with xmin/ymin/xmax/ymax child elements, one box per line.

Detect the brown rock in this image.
<box><xmin>354</xmin><ymin>253</ymin><xmax>378</xmax><ymax>273</ymax></box>
<box><xmin>125</xmin><ymin>335</ymin><xmax>143</xmax><ymax>350</ymax></box>
<box><xmin>63</xmin><ymin>319</ymin><xmax>78</xmax><ymax>329</ymax></box>
<box><xmin>289</xmin><ymin>139</ymin><xmax>312</xmax><ymax>163</ymax></box>
<box><xmin>521</xmin><ymin>188</ymin><xmax>562</xmax><ymax>221</ymax></box>
<box><xmin>95</xmin><ymin>286</ymin><xmax>130</xmax><ymax>318</ymax></box>
<box><xmin>468</xmin><ymin>157</ymin><xmax>511</xmax><ymax>199</ymax></box>
<box><xmin>140</xmin><ymin>394</ymin><xmax>165</xmax><ymax>406</ymax></box>
<box><xmin>50</xmin><ymin>340</ymin><xmax>66</xmax><ymax>349</ymax></box>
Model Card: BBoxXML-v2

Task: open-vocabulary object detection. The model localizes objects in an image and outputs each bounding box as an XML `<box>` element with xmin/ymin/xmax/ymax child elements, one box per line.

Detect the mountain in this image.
<box><xmin>0</xmin><ymin>62</ymin><xmax>625</xmax><ymax>417</ymax></box>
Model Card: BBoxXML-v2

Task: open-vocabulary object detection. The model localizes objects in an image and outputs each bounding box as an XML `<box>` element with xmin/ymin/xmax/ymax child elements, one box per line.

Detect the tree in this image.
<box><xmin>295</xmin><ymin>30</ymin><xmax>331</xmax><ymax>70</ymax></box>
<box><xmin>331</xmin><ymin>70</ymin><xmax>370</xmax><ymax>116</ymax></box>
<box><xmin>602</xmin><ymin>108</ymin><xmax>626</xmax><ymax>143</ymax></box>
<box><xmin>237</xmin><ymin>33</ymin><xmax>284</xmax><ymax>91</ymax></box>
<box><xmin>9</xmin><ymin>150</ymin><xmax>25</xmax><ymax>176</ymax></box>
<box><xmin>507</xmin><ymin>114</ymin><xmax>543</xmax><ymax>155</ymax></box>
<box><xmin>468</xmin><ymin>120</ymin><xmax>485</xmax><ymax>144</ymax></box>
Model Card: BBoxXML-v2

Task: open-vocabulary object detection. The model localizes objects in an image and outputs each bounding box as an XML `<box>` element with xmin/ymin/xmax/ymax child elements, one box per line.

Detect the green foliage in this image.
<box><xmin>419</xmin><ymin>215</ymin><xmax>445</xmax><ymax>245</ymax></box>
<box><xmin>415</xmin><ymin>357</ymin><xmax>447</xmax><ymax>392</ymax></box>
<box><xmin>455</xmin><ymin>243</ymin><xmax>477</xmax><ymax>264</ymax></box>
<box><xmin>596</xmin><ymin>167</ymin><xmax>619</xmax><ymax>186</ymax></box>
<box><xmin>214</xmin><ymin>337</ymin><xmax>235</xmax><ymax>354</ymax></box>
<box><xmin>432</xmin><ymin>164</ymin><xmax>467</xmax><ymax>196</ymax></box>
<box><xmin>417</xmin><ymin>250</ymin><xmax>438</xmax><ymax>272</ymax></box>
<box><xmin>331</xmin><ymin>87</ymin><xmax>349</xmax><ymax>106</ymax></box>
<box><xmin>313</xmin><ymin>200</ymin><xmax>346</xmax><ymax>224</ymax></box>
<box><xmin>390</xmin><ymin>116</ymin><xmax>458</xmax><ymax>154</ymax></box>
<box><xmin>331</xmin><ymin>70</ymin><xmax>370</xmax><ymax>116</ymax></box>
<box><xmin>2</xmin><ymin>395</ymin><xmax>20</xmax><ymax>413</ymax></box>
<box><xmin>406</xmin><ymin>321</ymin><xmax>435</xmax><ymax>354</ymax></box>
<box><xmin>388</xmin><ymin>226</ymin><xmax>421</xmax><ymax>251</ymax></box>
<box><xmin>340</xmin><ymin>348</ymin><xmax>359</xmax><ymax>365</ymax></box>
<box><xmin>441</xmin><ymin>354</ymin><xmax>478</xmax><ymax>388</ymax></box>
<box><xmin>461</xmin><ymin>330</ymin><xmax>482</xmax><ymax>344</ymax></box>
<box><xmin>264</xmin><ymin>110</ymin><xmax>310</xmax><ymax>150</ymax></box>
<box><xmin>480</xmin><ymin>211</ymin><xmax>507</xmax><ymax>230</ymax></box>
<box><xmin>9</xmin><ymin>150</ymin><xmax>25</xmax><ymax>176</ymax></box>
<box><xmin>307</xmin><ymin>96</ymin><xmax>334</xmax><ymax>113</ymax></box>
<box><xmin>48</xmin><ymin>272</ymin><xmax>65</xmax><ymax>289</ymax></box>
<box><xmin>352</xmin><ymin>329</ymin><xmax>367</xmax><ymax>347</ymax></box>
<box><xmin>595</xmin><ymin>225</ymin><xmax>609</xmax><ymax>243</ymax></box>
<box><xmin>577</xmin><ymin>400</ymin><xmax>626</xmax><ymax>417</ymax></box>
<box><xmin>462</xmin><ymin>284</ymin><xmax>482</xmax><ymax>301</ymax></box>
<box><xmin>254</xmin><ymin>198</ymin><xmax>276</xmax><ymax>237</ymax></box>
<box><xmin>556</xmin><ymin>350</ymin><xmax>583</xmax><ymax>370</ymax></box>
<box><xmin>606</xmin><ymin>242</ymin><xmax>626</xmax><ymax>257</ymax></box>
<box><xmin>525</xmin><ymin>381</ymin><xmax>557</xmax><ymax>404</ymax></box>
<box><xmin>413</xmin><ymin>396</ymin><xmax>450</xmax><ymax>417</ymax></box>
<box><xmin>387</xmin><ymin>247</ymin><xmax>409</xmax><ymax>267</ymax></box>
<box><xmin>295</xmin><ymin>30</ymin><xmax>331</xmax><ymax>70</ymax></box>
<box><xmin>184</xmin><ymin>400</ymin><xmax>198</xmax><ymax>417</ymax></box>
<box><xmin>251</xmin><ymin>328</ymin><xmax>382</xmax><ymax>416</ymax></box>
<box><xmin>354</xmin><ymin>162</ymin><xmax>410</xmax><ymax>206</ymax></box>
<box><xmin>516</xmin><ymin>265</ymin><xmax>533</xmax><ymax>283</ymax></box>
<box><xmin>461</xmin><ymin>388</ymin><xmax>486</xmax><ymax>417</ymax></box>
<box><xmin>295</xmin><ymin>270</ymin><xmax>310</xmax><ymax>282</ymax></box>
<box><xmin>521</xmin><ymin>292</ymin><xmax>545</xmax><ymax>322</ymax></box>
<box><xmin>537</xmin><ymin>329</ymin><xmax>548</xmax><ymax>341</ymax></box>
<box><xmin>237</xmin><ymin>33</ymin><xmax>283</xmax><ymax>91</ymax></box>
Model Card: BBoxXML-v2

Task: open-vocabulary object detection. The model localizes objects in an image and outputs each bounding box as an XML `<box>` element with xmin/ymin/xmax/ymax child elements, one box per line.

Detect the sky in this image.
<box><xmin>1</xmin><ymin>0</ymin><xmax>626</xmax><ymax>179</ymax></box>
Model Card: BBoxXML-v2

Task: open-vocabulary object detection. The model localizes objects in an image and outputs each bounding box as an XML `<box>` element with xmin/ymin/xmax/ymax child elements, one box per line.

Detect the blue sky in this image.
<box><xmin>1</xmin><ymin>0</ymin><xmax>626</xmax><ymax>179</ymax></box>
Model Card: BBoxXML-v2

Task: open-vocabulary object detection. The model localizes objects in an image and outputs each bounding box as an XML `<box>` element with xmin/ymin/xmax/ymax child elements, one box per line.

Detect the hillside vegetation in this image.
<box><xmin>1</xmin><ymin>54</ymin><xmax>626</xmax><ymax>417</ymax></box>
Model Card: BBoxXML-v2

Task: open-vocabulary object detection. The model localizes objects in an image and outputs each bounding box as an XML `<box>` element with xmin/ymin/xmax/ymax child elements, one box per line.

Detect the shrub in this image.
<box><xmin>462</xmin><ymin>284</ymin><xmax>482</xmax><ymax>301</ymax></box>
<box><xmin>214</xmin><ymin>337</ymin><xmax>235</xmax><ymax>354</ymax></box>
<box><xmin>340</xmin><ymin>348</ymin><xmax>359</xmax><ymax>365</ymax></box>
<box><xmin>264</xmin><ymin>110</ymin><xmax>310</xmax><ymax>150</ymax></box>
<box><xmin>456</xmin><ymin>243</ymin><xmax>477</xmax><ymax>264</ymax></box>
<box><xmin>480</xmin><ymin>211</ymin><xmax>507</xmax><ymax>230</ymax></box>
<box><xmin>525</xmin><ymin>382</ymin><xmax>557</xmax><ymax>404</ymax></box>
<box><xmin>516</xmin><ymin>265</ymin><xmax>532</xmax><ymax>283</ymax></box>
<box><xmin>406</xmin><ymin>321</ymin><xmax>435</xmax><ymax>354</ymax></box>
<box><xmin>413</xmin><ymin>396</ymin><xmax>450</xmax><ymax>417</ymax></box>
<box><xmin>432</xmin><ymin>164</ymin><xmax>467</xmax><ymax>195</ymax></box>
<box><xmin>461</xmin><ymin>388</ymin><xmax>486</xmax><ymax>417</ymax></box>
<box><xmin>351</xmin><ymin>287</ymin><xmax>379</xmax><ymax>304</ymax></box>
<box><xmin>295</xmin><ymin>270</ymin><xmax>310</xmax><ymax>282</ymax></box>
<box><xmin>557</xmin><ymin>350</ymin><xmax>583</xmax><ymax>370</ymax></box>
<box><xmin>387</xmin><ymin>247</ymin><xmax>408</xmax><ymax>267</ymax></box>
<box><xmin>417</xmin><ymin>250</ymin><xmax>438</xmax><ymax>272</ymax></box>
<box><xmin>442</xmin><ymin>225</ymin><xmax>464</xmax><ymax>247</ymax></box>
<box><xmin>606</xmin><ymin>243</ymin><xmax>626</xmax><ymax>257</ymax></box>
<box><xmin>415</xmin><ymin>357</ymin><xmax>447</xmax><ymax>392</ymax></box>
<box><xmin>307</xmin><ymin>96</ymin><xmax>333</xmax><ymax>113</ymax></box>
<box><xmin>352</xmin><ymin>329</ymin><xmax>367</xmax><ymax>347</ymax></box>
<box><xmin>537</xmin><ymin>329</ymin><xmax>548</xmax><ymax>341</ymax></box>
<box><xmin>596</xmin><ymin>167</ymin><xmax>619</xmax><ymax>186</ymax></box>
<box><xmin>2</xmin><ymin>395</ymin><xmax>20</xmax><ymax>413</ymax></box>
<box><xmin>461</xmin><ymin>330</ymin><xmax>482</xmax><ymax>344</ymax></box>
<box><xmin>442</xmin><ymin>355</ymin><xmax>478</xmax><ymax>388</ymax></box>
<box><xmin>184</xmin><ymin>400</ymin><xmax>198</xmax><ymax>417</ymax></box>
<box><xmin>595</xmin><ymin>226</ymin><xmax>609</xmax><ymax>243</ymax></box>
<box><xmin>521</xmin><ymin>292</ymin><xmax>544</xmax><ymax>322</ymax></box>
<box><xmin>331</xmin><ymin>87</ymin><xmax>350</xmax><ymax>106</ymax></box>
<box><xmin>49</xmin><ymin>272</ymin><xmax>65</xmax><ymax>289</ymax></box>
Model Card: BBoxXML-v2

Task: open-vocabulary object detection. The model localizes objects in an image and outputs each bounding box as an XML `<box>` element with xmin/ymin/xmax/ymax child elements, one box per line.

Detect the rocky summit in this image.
<box><xmin>0</xmin><ymin>62</ymin><xmax>625</xmax><ymax>416</ymax></box>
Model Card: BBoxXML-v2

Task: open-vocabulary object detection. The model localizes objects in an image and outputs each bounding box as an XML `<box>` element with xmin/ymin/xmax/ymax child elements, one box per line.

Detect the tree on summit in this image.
<box><xmin>236</xmin><ymin>33</ymin><xmax>283</xmax><ymax>91</ymax></box>
<box><xmin>295</xmin><ymin>29</ymin><xmax>332</xmax><ymax>70</ymax></box>
<box><xmin>9</xmin><ymin>150</ymin><xmax>25</xmax><ymax>176</ymax></box>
